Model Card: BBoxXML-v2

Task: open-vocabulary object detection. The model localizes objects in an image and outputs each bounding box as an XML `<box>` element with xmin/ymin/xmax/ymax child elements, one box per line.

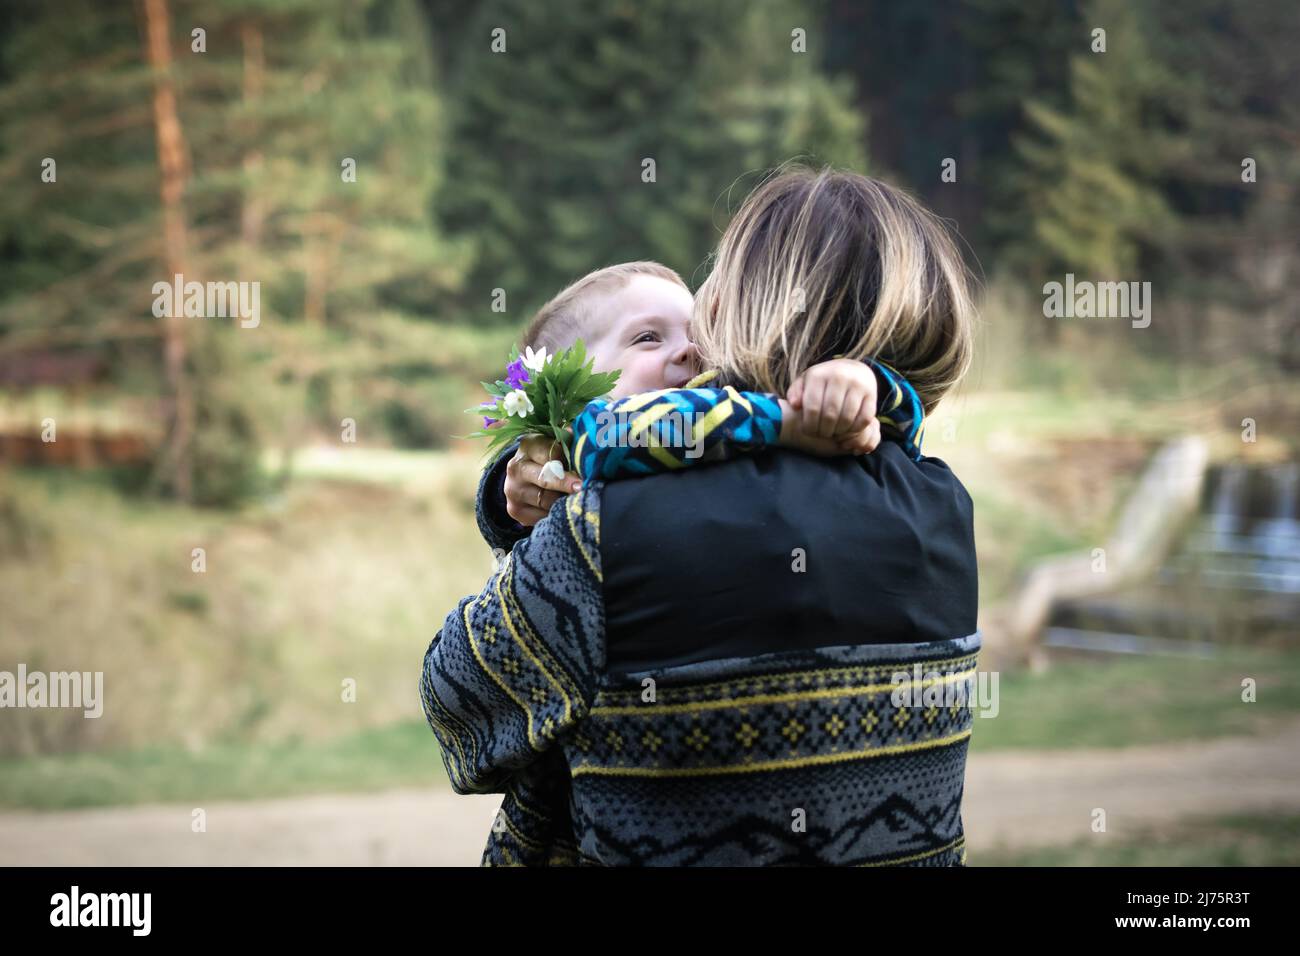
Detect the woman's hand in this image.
<box><xmin>781</xmin><ymin>359</ymin><xmax>881</xmax><ymax>456</ymax></box>
<box><xmin>504</xmin><ymin>431</ymin><xmax>581</xmax><ymax>527</ymax></box>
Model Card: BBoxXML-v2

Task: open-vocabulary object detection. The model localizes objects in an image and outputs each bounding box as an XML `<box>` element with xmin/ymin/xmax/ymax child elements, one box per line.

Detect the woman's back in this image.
<box><xmin>601</xmin><ymin>442</ymin><xmax>978</xmax><ymax>671</ymax></box>
<box><xmin>553</xmin><ymin>446</ymin><xmax>981</xmax><ymax>865</ymax></box>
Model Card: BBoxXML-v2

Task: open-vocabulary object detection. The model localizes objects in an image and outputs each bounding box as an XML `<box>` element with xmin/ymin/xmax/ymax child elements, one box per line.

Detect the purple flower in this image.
<box><xmin>505</xmin><ymin>359</ymin><xmax>530</xmax><ymax>390</ymax></box>
<box><xmin>483</xmin><ymin>416</ymin><xmax>499</xmax><ymax>428</ymax></box>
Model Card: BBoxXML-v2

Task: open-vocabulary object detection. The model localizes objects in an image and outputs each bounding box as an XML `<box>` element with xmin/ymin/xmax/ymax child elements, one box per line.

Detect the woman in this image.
<box><xmin>420</xmin><ymin>166</ymin><xmax>980</xmax><ymax>865</ymax></box>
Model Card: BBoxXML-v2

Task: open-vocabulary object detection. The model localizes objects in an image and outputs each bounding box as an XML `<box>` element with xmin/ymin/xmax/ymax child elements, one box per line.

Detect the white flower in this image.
<box><xmin>502</xmin><ymin>389</ymin><xmax>533</xmax><ymax>418</ymax></box>
<box><xmin>522</xmin><ymin>345</ymin><xmax>552</xmax><ymax>372</ymax></box>
<box><xmin>540</xmin><ymin>460</ymin><xmax>565</xmax><ymax>483</ymax></box>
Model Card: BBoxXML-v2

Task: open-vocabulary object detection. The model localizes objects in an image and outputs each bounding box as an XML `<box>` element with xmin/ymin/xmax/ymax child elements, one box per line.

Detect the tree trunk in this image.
<box><xmin>303</xmin><ymin>212</ymin><xmax>342</xmax><ymax>325</ymax></box>
<box><xmin>240</xmin><ymin>20</ymin><xmax>265</xmax><ymax>255</ymax></box>
<box><xmin>141</xmin><ymin>0</ymin><xmax>194</xmax><ymax>502</ymax></box>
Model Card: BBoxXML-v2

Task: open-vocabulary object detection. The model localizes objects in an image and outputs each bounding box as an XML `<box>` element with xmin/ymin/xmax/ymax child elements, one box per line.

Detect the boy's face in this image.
<box><xmin>585</xmin><ymin>275</ymin><xmax>699</xmax><ymax>399</ymax></box>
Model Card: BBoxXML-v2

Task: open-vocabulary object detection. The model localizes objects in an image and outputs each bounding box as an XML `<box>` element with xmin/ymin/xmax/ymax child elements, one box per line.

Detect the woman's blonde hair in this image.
<box><xmin>693</xmin><ymin>166</ymin><xmax>976</xmax><ymax>412</ymax></box>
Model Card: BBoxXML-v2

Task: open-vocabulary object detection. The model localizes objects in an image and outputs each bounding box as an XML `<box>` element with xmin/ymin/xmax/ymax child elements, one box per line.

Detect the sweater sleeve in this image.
<box><xmin>571</xmin><ymin>385</ymin><xmax>783</xmax><ymax>481</ymax></box>
<box><xmin>869</xmin><ymin>359</ymin><xmax>926</xmax><ymax>461</ymax></box>
<box><xmin>570</xmin><ymin>359</ymin><xmax>927</xmax><ymax>481</ymax></box>
<box><xmin>475</xmin><ymin>440</ymin><xmax>530</xmax><ymax>554</ymax></box>
<box><xmin>420</xmin><ymin>485</ymin><xmax>604</xmax><ymax>794</ymax></box>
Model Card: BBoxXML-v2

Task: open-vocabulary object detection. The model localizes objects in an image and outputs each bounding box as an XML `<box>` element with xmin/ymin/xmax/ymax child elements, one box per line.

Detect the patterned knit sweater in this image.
<box><xmin>426</xmin><ymin>368</ymin><xmax>979</xmax><ymax>866</ymax></box>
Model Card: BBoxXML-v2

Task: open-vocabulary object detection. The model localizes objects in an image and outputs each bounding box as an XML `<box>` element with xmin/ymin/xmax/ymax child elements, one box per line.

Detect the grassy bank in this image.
<box><xmin>969</xmin><ymin>647</ymin><xmax>1300</xmax><ymax>752</ymax></box>
<box><xmin>0</xmin><ymin>720</ymin><xmax>446</xmax><ymax>811</ymax></box>
<box><xmin>0</xmin><ymin>455</ymin><xmax>493</xmax><ymax>757</ymax></box>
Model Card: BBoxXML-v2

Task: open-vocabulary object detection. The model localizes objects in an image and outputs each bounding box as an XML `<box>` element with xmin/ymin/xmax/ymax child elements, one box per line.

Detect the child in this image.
<box><xmin>476</xmin><ymin>260</ymin><xmax>922</xmax><ymax>551</ymax></box>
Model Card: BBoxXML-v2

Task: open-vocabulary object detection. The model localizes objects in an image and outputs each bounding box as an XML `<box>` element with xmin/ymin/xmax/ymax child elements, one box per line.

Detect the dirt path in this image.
<box><xmin>0</xmin><ymin>789</ymin><xmax>503</xmax><ymax>867</ymax></box>
<box><xmin>4</xmin><ymin>720</ymin><xmax>1298</xmax><ymax>866</ymax></box>
<box><xmin>965</xmin><ymin>716</ymin><xmax>1300</xmax><ymax>853</ymax></box>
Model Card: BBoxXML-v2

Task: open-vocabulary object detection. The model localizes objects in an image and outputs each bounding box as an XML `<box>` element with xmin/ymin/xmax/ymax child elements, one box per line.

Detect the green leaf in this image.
<box><xmin>466</xmin><ymin>340</ymin><xmax>624</xmax><ymax>471</ymax></box>
<box><xmin>545</xmin><ymin>377</ymin><xmax>561</xmax><ymax>428</ymax></box>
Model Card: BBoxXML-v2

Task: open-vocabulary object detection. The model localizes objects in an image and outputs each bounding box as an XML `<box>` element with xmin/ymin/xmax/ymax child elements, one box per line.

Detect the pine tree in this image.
<box><xmin>1012</xmin><ymin>0</ymin><xmax>1299</xmax><ymax>366</ymax></box>
<box><xmin>955</xmin><ymin>0</ymin><xmax>1084</xmax><ymax>260</ymax></box>
<box><xmin>434</xmin><ymin>0</ymin><xmax>867</xmax><ymax>319</ymax></box>
<box><xmin>1013</xmin><ymin>0</ymin><xmax>1177</xmax><ymax>280</ymax></box>
<box><xmin>0</xmin><ymin>0</ymin><xmax>461</xmax><ymax>500</ymax></box>
<box><xmin>1141</xmin><ymin>0</ymin><xmax>1300</xmax><ymax>366</ymax></box>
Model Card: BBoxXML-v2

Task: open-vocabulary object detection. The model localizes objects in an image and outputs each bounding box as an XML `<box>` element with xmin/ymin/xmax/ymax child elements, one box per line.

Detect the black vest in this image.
<box><xmin>599</xmin><ymin>442</ymin><xmax>978</xmax><ymax>673</ymax></box>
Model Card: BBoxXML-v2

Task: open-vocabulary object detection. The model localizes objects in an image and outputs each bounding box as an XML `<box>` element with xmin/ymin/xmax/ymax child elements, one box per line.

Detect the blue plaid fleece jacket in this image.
<box><xmin>421</xmin><ymin>364</ymin><xmax>980</xmax><ymax>866</ymax></box>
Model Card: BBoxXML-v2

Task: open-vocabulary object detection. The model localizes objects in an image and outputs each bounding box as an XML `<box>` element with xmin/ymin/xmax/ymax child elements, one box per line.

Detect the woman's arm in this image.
<box><xmin>420</xmin><ymin>486</ymin><xmax>604</xmax><ymax>794</ymax></box>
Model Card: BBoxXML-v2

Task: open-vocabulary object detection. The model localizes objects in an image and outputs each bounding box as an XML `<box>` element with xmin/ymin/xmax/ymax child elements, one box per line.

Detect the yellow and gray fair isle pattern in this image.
<box><xmin>422</xmin><ymin>486</ymin><xmax>980</xmax><ymax>866</ymax></box>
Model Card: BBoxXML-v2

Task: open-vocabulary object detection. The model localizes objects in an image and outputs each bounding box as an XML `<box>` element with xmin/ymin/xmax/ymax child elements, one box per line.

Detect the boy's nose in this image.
<box><xmin>674</xmin><ymin>340</ymin><xmax>700</xmax><ymax>368</ymax></box>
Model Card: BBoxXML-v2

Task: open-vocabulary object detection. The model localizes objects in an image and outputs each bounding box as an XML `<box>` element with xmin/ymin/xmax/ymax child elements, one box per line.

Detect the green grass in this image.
<box><xmin>970</xmin><ymin>647</ymin><xmax>1300</xmax><ymax>752</ymax></box>
<box><xmin>263</xmin><ymin>445</ymin><xmax>476</xmax><ymax>488</ymax></box>
<box><xmin>0</xmin><ymin>460</ymin><xmax>494</xmax><ymax>757</ymax></box>
<box><xmin>0</xmin><ymin>720</ymin><xmax>449</xmax><ymax>811</ymax></box>
<box><xmin>972</xmin><ymin>813</ymin><xmax>1300</xmax><ymax>866</ymax></box>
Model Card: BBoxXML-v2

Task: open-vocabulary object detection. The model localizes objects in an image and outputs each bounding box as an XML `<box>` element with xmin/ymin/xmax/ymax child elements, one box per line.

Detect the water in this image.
<box><xmin>1180</xmin><ymin>462</ymin><xmax>1300</xmax><ymax>594</ymax></box>
<box><xmin>1047</xmin><ymin>462</ymin><xmax>1300</xmax><ymax>654</ymax></box>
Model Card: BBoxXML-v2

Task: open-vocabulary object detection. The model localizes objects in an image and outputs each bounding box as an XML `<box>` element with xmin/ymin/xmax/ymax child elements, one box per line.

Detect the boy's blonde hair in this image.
<box><xmin>522</xmin><ymin>261</ymin><xmax>688</xmax><ymax>352</ymax></box>
<box><xmin>693</xmin><ymin>166</ymin><xmax>977</xmax><ymax>413</ymax></box>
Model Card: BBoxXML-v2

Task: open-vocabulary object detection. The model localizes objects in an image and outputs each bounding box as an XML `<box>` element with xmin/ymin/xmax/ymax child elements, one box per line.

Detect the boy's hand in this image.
<box><xmin>504</xmin><ymin>431</ymin><xmax>581</xmax><ymax>527</ymax></box>
<box><xmin>783</xmin><ymin>358</ymin><xmax>881</xmax><ymax>455</ymax></box>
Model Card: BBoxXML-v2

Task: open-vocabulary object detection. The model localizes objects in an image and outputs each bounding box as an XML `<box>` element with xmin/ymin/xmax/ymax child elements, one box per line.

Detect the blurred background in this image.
<box><xmin>0</xmin><ymin>0</ymin><xmax>1297</xmax><ymax>865</ymax></box>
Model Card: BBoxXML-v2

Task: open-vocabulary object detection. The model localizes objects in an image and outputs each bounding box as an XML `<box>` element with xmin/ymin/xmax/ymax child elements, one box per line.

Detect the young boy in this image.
<box><xmin>476</xmin><ymin>261</ymin><xmax>919</xmax><ymax>552</ymax></box>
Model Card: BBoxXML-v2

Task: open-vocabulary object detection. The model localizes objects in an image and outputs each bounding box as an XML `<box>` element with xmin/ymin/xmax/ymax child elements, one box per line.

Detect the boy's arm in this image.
<box><xmin>571</xmin><ymin>359</ymin><xmax>926</xmax><ymax>481</ymax></box>
<box><xmin>420</xmin><ymin>486</ymin><xmax>604</xmax><ymax>794</ymax></box>
<box><xmin>475</xmin><ymin>441</ymin><xmax>530</xmax><ymax>554</ymax></box>
<box><xmin>571</xmin><ymin>384</ymin><xmax>782</xmax><ymax>481</ymax></box>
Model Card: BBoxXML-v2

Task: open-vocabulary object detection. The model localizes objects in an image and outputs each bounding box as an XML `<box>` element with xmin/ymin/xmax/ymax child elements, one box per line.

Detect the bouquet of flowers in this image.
<box><xmin>465</xmin><ymin>341</ymin><xmax>620</xmax><ymax>473</ymax></box>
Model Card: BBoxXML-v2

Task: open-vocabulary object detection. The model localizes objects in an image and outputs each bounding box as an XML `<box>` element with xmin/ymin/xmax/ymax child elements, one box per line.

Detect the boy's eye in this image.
<box><xmin>633</xmin><ymin>331</ymin><xmax>659</xmax><ymax>345</ymax></box>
